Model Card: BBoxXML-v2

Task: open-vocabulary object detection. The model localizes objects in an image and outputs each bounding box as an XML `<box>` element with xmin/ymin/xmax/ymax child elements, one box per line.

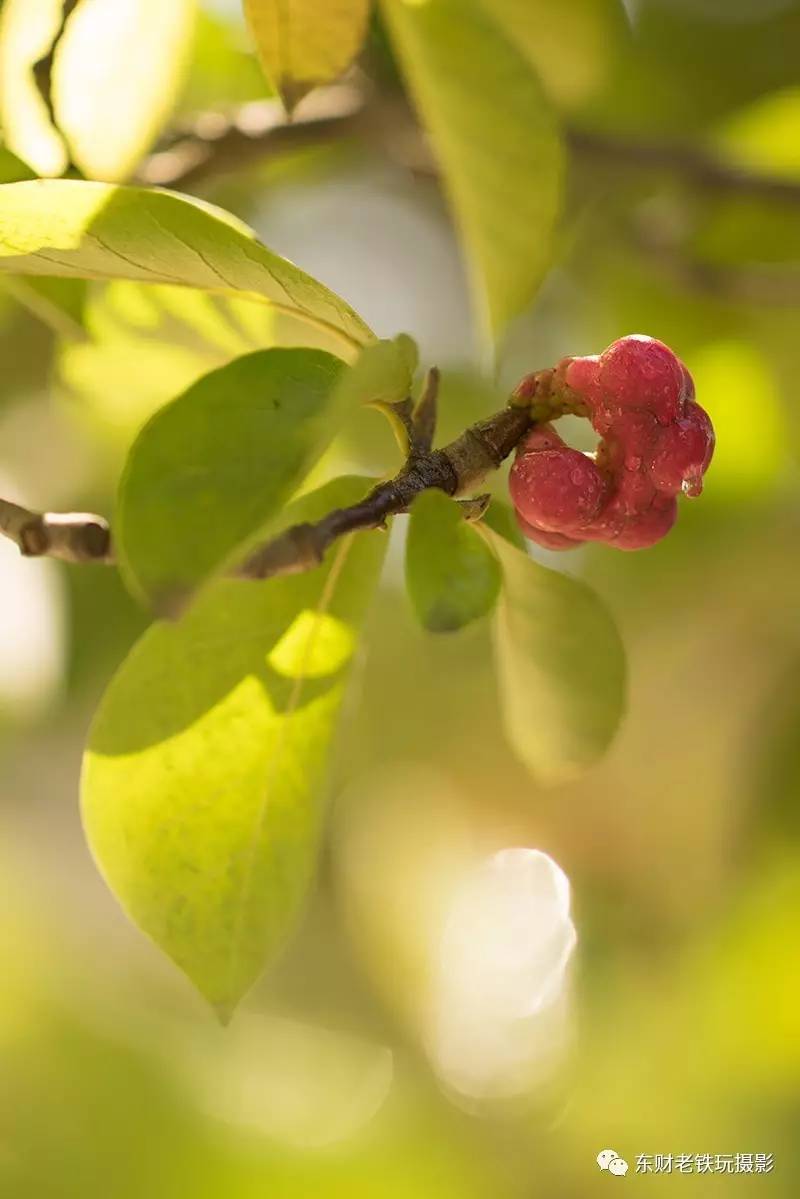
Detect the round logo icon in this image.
<box><xmin>597</xmin><ymin>1149</ymin><xmax>629</xmax><ymax>1176</ymax></box>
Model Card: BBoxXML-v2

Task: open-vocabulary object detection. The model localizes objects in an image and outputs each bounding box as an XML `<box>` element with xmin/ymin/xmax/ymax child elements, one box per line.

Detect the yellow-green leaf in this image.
<box><xmin>244</xmin><ymin>0</ymin><xmax>371</xmax><ymax>110</ymax></box>
<box><xmin>0</xmin><ymin>0</ymin><xmax>195</xmax><ymax>180</ymax></box>
<box><xmin>0</xmin><ymin>180</ymin><xmax>372</xmax><ymax>355</ymax></box>
<box><xmin>52</xmin><ymin>0</ymin><xmax>196</xmax><ymax>181</ymax></box>
<box><xmin>82</xmin><ymin>476</ymin><xmax>387</xmax><ymax>1020</ymax></box>
<box><xmin>0</xmin><ymin>0</ymin><xmax>66</xmax><ymax>177</ymax></box>
<box><xmin>382</xmin><ymin>0</ymin><xmax>562</xmax><ymax>341</ymax></box>
<box><xmin>483</xmin><ymin>529</ymin><xmax>626</xmax><ymax>783</ymax></box>
<box><xmin>57</xmin><ymin>280</ymin><xmax>388</xmax><ymax>448</ymax></box>
<box><xmin>58</xmin><ymin>280</ymin><xmax>279</xmax><ymax>444</ymax></box>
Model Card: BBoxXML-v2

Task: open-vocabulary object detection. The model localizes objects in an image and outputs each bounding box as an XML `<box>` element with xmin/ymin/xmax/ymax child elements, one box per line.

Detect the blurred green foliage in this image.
<box><xmin>2</xmin><ymin>0</ymin><xmax>800</xmax><ymax>1195</ymax></box>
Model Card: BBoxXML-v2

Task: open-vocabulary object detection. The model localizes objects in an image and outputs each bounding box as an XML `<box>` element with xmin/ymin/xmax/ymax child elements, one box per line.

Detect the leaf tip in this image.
<box><xmin>151</xmin><ymin>584</ymin><xmax>190</xmax><ymax>622</ymax></box>
<box><xmin>212</xmin><ymin>999</ymin><xmax>237</xmax><ymax>1027</ymax></box>
<box><xmin>278</xmin><ymin>78</ymin><xmax>315</xmax><ymax>119</ymax></box>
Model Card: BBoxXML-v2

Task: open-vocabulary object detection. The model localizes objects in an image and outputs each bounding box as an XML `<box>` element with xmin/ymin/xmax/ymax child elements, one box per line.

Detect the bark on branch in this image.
<box><xmin>141</xmin><ymin>87</ymin><xmax>800</xmax><ymax>210</ymax></box>
<box><xmin>0</xmin><ymin>378</ymin><xmax>531</xmax><ymax>584</ymax></box>
<box><xmin>0</xmin><ymin>498</ymin><xmax>112</xmax><ymax>563</ymax></box>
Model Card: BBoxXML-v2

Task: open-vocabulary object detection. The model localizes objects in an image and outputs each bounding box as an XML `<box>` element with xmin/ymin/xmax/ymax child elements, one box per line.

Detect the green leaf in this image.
<box><xmin>480</xmin><ymin>498</ymin><xmax>526</xmax><ymax>551</ymax></box>
<box><xmin>179</xmin><ymin>6</ymin><xmax>275</xmax><ymax>115</ymax></box>
<box><xmin>117</xmin><ymin>348</ymin><xmax>347</xmax><ymax>610</ymax></box>
<box><xmin>381</xmin><ymin>0</ymin><xmax>562</xmax><ymax>341</ymax></box>
<box><xmin>57</xmin><ymin>281</ymin><xmax>415</xmax><ymax>466</ymax></box>
<box><xmin>82</xmin><ymin>475</ymin><xmax>387</xmax><ymax>1020</ymax></box>
<box><xmin>340</xmin><ymin>332</ymin><xmax>418</xmax><ymax>407</ymax></box>
<box><xmin>244</xmin><ymin>0</ymin><xmax>371</xmax><ymax>110</ymax></box>
<box><xmin>0</xmin><ymin>0</ymin><xmax>195</xmax><ymax>180</ymax></box>
<box><xmin>0</xmin><ymin>180</ymin><xmax>373</xmax><ymax>355</ymax></box>
<box><xmin>478</xmin><ymin>0</ymin><xmax>627</xmax><ymax>111</ymax></box>
<box><xmin>0</xmin><ymin>145</ymin><xmax>35</xmax><ymax>184</ymax></box>
<box><xmin>406</xmin><ymin>491</ymin><xmax>500</xmax><ymax>633</ymax></box>
<box><xmin>482</xmin><ymin>529</ymin><xmax>626</xmax><ymax>783</ymax></box>
<box><xmin>58</xmin><ymin>280</ymin><xmax>273</xmax><ymax>444</ymax></box>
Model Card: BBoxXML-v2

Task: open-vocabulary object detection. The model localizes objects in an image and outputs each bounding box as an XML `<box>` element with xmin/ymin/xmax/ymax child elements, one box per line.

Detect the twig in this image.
<box><xmin>0</xmin><ymin>381</ymin><xmax>531</xmax><ymax>583</ymax></box>
<box><xmin>240</xmin><ymin>392</ymin><xmax>528</xmax><ymax>580</ymax></box>
<box><xmin>629</xmin><ymin>219</ymin><xmax>800</xmax><ymax>307</ymax></box>
<box><xmin>142</xmin><ymin>89</ymin><xmax>800</xmax><ymax>210</ymax></box>
<box><xmin>410</xmin><ymin>366</ymin><xmax>440</xmax><ymax>454</ymax></box>
<box><xmin>0</xmin><ymin>498</ymin><xmax>111</xmax><ymax>563</ymax></box>
<box><xmin>137</xmin><ymin>83</ymin><xmax>368</xmax><ymax>188</ymax></box>
<box><xmin>566</xmin><ymin>128</ymin><xmax>800</xmax><ymax>206</ymax></box>
<box><xmin>138</xmin><ymin>95</ymin><xmax>800</xmax><ymax>306</ymax></box>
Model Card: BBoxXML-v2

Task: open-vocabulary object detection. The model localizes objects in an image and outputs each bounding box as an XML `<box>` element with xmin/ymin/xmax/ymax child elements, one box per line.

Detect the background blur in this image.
<box><xmin>2</xmin><ymin>0</ymin><xmax>800</xmax><ymax>1194</ymax></box>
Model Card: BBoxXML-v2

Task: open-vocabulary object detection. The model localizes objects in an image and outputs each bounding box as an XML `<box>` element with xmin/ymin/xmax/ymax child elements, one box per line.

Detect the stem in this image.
<box><xmin>0</xmin><ymin>499</ymin><xmax>112</xmax><ymax>563</ymax></box>
<box><xmin>0</xmin><ymin>385</ymin><xmax>531</xmax><ymax>582</ymax></box>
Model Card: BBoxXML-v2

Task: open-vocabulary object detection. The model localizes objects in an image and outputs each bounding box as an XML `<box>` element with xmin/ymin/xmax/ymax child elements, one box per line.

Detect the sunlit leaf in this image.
<box><xmin>82</xmin><ymin>476</ymin><xmax>387</xmax><ymax>1019</ymax></box>
<box><xmin>57</xmin><ymin>283</ymin><xmax>413</xmax><ymax>459</ymax></box>
<box><xmin>178</xmin><ymin>4</ymin><xmax>272</xmax><ymax>117</ymax></box>
<box><xmin>381</xmin><ymin>0</ymin><xmax>562</xmax><ymax>340</ymax></box>
<box><xmin>117</xmin><ymin>348</ymin><xmax>347</xmax><ymax>610</ymax></box>
<box><xmin>244</xmin><ymin>0</ymin><xmax>371</xmax><ymax>110</ymax></box>
<box><xmin>0</xmin><ymin>0</ymin><xmax>195</xmax><ymax>181</ymax></box>
<box><xmin>179</xmin><ymin>6</ymin><xmax>272</xmax><ymax>115</ymax></box>
<box><xmin>342</xmin><ymin>332</ymin><xmax>418</xmax><ymax>406</ymax></box>
<box><xmin>482</xmin><ymin>528</ymin><xmax>626</xmax><ymax>783</ymax></box>
<box><xmin>51</xmin><ymin>0</ymin><xmax>195</xmax><ymax>181</ymax></box>
<box><xmin>0</xmin><ymin>0</ymin><xmax>67</xmax><ymax>177</ymax></box>
<box><xmin>406</xmin><ymin>491</ymin><xmax>500</xmax><ymax>632</ymax></box>
<box><xmin>56</xmin><ymin>281</ymin><xmax>329</xmax><ymax>447</ymax></box>
<box><xmin>0</xmin><ymin>180</ymin><xmax>373</xmax><ymax>355</ymax></box>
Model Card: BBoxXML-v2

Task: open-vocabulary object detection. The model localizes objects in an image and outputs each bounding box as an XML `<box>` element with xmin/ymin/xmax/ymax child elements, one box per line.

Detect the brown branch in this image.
<box><xmin>0</xmin><ymin>389</ymin><xmax>531</xmax><ymax>583</ymax></box>
<box><xmin>566</xmin><ymin>128</ymin><xmax>800</xmax><ymax>206</ymax></box>
<box><xmin>240</xmin><ymin>402</ymin><xmax>529</xmax><ymax>580</ymax></box>
<box><xmin>142</xmin><ymin>87</ymin><xmax>800</xmax><ymax>210</ymax></box>
<box><xmin>137</xmin><ymin>83</ymin><xmax>368</xmax><ymax>189</ymax></box>
<box><xmin>628</xmin><ymin>219</ymin><xmax>800</xmax><ymax>307</ymax></box>
<box><xmin>0</xmin><ymin>498</ymin><xmax>111</xmax><ymax>563</ymax></box>
<box><xmin>140</xmin><ymin>94</ymin><xmax>800</xmax><ymax>305</ymax></box>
